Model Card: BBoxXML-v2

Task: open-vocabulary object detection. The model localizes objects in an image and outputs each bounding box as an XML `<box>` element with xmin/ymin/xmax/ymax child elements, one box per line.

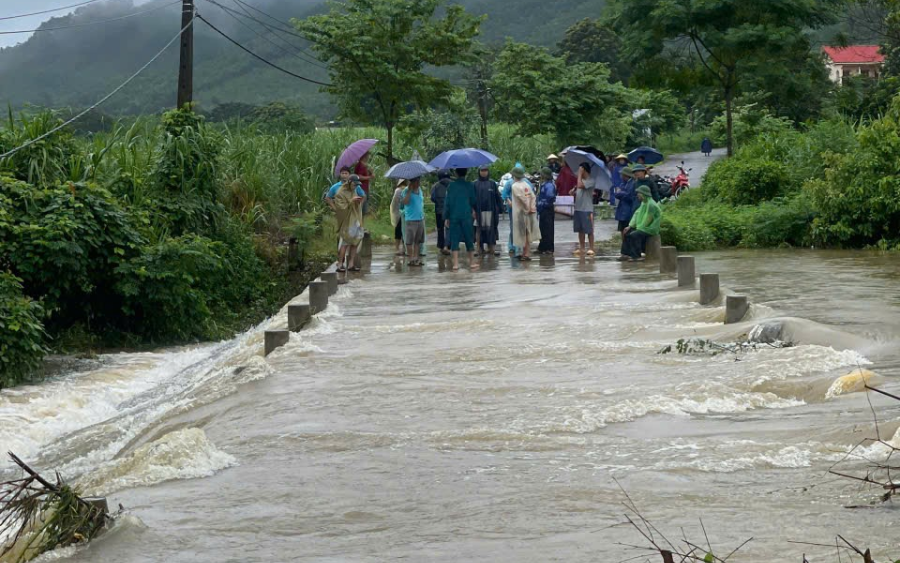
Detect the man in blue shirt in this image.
<box><xmin>401</xmin><ymin>177</ymin><xmax>426</xmax><ymax>267</ymax></box>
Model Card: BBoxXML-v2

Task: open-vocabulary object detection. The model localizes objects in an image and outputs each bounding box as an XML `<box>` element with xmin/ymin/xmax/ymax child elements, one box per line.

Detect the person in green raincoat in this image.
<box><xmin>326</xmin><ymin>173</ymin><xmax>366</xmax><ymax>272</ymax></box>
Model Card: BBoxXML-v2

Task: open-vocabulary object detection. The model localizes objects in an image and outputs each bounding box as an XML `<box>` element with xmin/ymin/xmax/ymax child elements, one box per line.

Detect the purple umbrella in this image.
<box><xmin>334</xmin><ymin>139</ymin><xmax>379</xmax><ymax>176</ymax></box>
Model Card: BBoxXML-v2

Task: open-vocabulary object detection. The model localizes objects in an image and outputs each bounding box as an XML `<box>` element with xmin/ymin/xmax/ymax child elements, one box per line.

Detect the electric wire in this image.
<box><xmin>0</xmin><ymin>0</ymin><xmax>106</xmax><ymax>21</ymax></box>
<box><xmin>196</xmin><ymin>14</ymin><xmax>331</xmax><ymax>87</ymax></box>
<box><xmin>226</xmin><ymin>0</ymin><xmax>322</xmax><ymax>62</ymax></box>
<box><xmin>0</xmin><ymin>0</ymin><xmax>181</xmax><ymax>35</ymax></box>
<box><xmin>0</xmin><ymin>15</ymin><xmax>194</xmax><ymax>161</ymax></box>
<box><xmin>227</xmin><ymin>0</ymin><xmax>321</xmax><ymax>59</ymax></box>
<box><xmin>200</xmin><ymin>0</ymin><xmax>328</xmax><ymax>70</ymax></box>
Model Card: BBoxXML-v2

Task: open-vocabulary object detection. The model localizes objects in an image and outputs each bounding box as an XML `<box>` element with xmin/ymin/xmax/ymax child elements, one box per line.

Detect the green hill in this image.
<box><xmin>0</xmin><ymin>0</ymin><xmax>606</xmax><ymax>119</ymax></box>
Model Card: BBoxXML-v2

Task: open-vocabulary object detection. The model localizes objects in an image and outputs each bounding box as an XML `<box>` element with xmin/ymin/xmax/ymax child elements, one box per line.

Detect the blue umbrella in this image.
<box><xmin>563</xmin><ymin>148</ymin><xmax>612</xmax><ymax>192</ymax></box>
<box><xmin>428</xmin><ymin>148</ymin><xmax>498</xmax><ymax>170</ymax></box>
<box><xmin>628</xmin><ymin>146</ymin><xmax>664</xmax><ymax>165</ymax></box>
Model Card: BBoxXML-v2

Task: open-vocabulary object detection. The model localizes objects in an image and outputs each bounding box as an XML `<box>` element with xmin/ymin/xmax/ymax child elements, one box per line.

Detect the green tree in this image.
<box><xmin>491</xmin><ymin>40</ymin><xmax>631</xmax><ymax>147</ymax></box>
<box><xmin>611</xmin><ymin>0</ymin><xmax>839</xmax><ymax>156</ymax></box>
<box><xmin>558</xmin><ymin>18</ymin><xmax>630</xmax><ymax>83</ymax></box>
<box><xmin>294</xmin><ymin>0</ymin><xmax>482</xmax><ymax>162</ymax></box>
<box><xmin>249</xmin><ymin>102</ymin><xmax>315</xmax><ymax>135</ymax></box>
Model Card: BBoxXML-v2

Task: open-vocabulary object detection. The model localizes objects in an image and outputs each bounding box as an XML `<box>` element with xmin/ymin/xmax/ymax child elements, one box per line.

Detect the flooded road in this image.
<box><xmin>2</xmin><ymin>218</ymin><xmax>899</xmax><ymax>563</ymax></box>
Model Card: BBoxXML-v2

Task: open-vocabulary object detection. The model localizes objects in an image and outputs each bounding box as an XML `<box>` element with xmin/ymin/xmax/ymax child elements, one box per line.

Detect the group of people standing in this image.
<box><xmin>326</xmin><ymin>148</ymin><xmax>665</xmax><ymax>272</ymax></box>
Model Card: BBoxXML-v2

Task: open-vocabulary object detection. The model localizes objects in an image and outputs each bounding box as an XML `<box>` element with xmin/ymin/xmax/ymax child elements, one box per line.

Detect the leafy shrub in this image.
<box><xmin>115</xmin><ymin>229</ymin><xmax>270</xmax><ymax>342</ymax></box>
<box><xmin>0</xmin><ymin>177</ymin><xmax>144</xmax><ymax>327</ymax></box>
<box><xmin>709</xmin><ymin>104</ymin><xmax>792</xmax><ymax>148</ymax></box>
<box><xmin>249</xmin><ymin>102</ymin><xmax>315</xmax><ymax>135</ymax></box>
<box><xmin>805</xmin><ymin>98</ymin><xmax>900</xmax><ymax>247</ymax></box>
<box><xmin>702</xmin><ymin>157</ymin><xmax>790</xmax><ymax>205</ymax></box>
<box><xmin>0</xmin><ymin>273</ymin><xmax>47</xmax><ymax>388</ymax></box>
<box><xmin>661</xmin><ymin>196</ymin><xmax>813</xmax><ymax>250</ymax></box>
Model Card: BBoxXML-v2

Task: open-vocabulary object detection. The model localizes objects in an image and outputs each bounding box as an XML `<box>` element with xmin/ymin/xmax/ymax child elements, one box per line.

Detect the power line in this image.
<box><xmin>0</xmin><ymin>0</ymin><xmax>106</xmax><ymax>21</ymax></box>
<box><xmin>200</xmin><ymin>0</ymin><xmax>328</xmax><ymax>71</ymax></box>
<box><xmin>227</xmin><ymin>0</ymin><xmax>322</xmax><ymax>62</ymax></box>
<box><xmin>197</xmin><ymin>14</ymin><xmax>331</xmax><ymax>87</ymax></box>
<box><xmin>0</xmin><ymin>0</ymin><xmax>181</xmax><ymax>35</ymax></box>
<box><xmin>0</xmin><ymin>14</ymin><xmax>194</xmax><ymax>161</ymax></box>
<box><xmin>227</xmin><ymin>0</ymin><xmax>321</xmax><ymax>59</ymax></box>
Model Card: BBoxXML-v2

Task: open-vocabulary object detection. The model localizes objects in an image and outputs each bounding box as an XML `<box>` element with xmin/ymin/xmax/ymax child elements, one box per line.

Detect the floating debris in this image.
<box><xmin>1</xmin><ymin>453</ymin><xmax>112</xmax><ymax>563</ymax></box>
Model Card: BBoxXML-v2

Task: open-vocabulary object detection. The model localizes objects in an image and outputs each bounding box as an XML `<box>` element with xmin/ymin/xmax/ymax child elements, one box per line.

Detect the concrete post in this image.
<box><xmin>726</xmin><ymin>295</ymin><xmax>750</xmax><ymax>324</ymax></box>
<box><xmin>699</xmin><ymin>273</ymin><xmax>720</xmax><ymax>305</ymax></box>
<box><xmin>353</xmin><ymin>251</ymin><xmax>362</xmax><ymax>270</ymax></box>
<box><xmin>360</xmin><ymin>232</ymin><xmax>373</xmax><ymax>258</ymax></box>
<box><xmin>677</xmin><ymin>256</ymin><xmax>696</xmax><ymax>287</ymax></box>
<box><xmin>309</xmin><ymin>281</ymin><xmax>329</xmax><ymax>315</ymax></box>
<box><xmin>288</xmin><ymin>304</ymin><xmax>311</xmax><ymax>332</ymax></box>
<box><xmin>320</xmin><ymin>272</ymin><xmax>338</xmax><ymax>296</ymax></box>
<box><xmin>645</xmin><ymin>235</ymin><xmax>662</xmax><ymax>261</ymax></box>
<box><xmin>264</xmin><ymin>330</ymin><xmax>290</xmax><ymax>356</ymax></box>
<box><xmin>659</xmin><ymin>246</ymin><xmax>677</xmax><ymax>274</ymax></box>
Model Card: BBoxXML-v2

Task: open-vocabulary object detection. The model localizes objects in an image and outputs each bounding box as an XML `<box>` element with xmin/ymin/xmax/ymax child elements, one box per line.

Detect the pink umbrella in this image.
<box><xmin>334</xmin><ymin>139</ymin><xmax>379</xmax><ymax>176</ymax></box>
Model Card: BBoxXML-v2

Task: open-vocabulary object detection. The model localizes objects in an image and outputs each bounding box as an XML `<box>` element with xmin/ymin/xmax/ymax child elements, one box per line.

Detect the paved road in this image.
<box><xmin>653</xmin><ymin>147</ymin><xmax>726</xmax><ymax>186</ymax></box>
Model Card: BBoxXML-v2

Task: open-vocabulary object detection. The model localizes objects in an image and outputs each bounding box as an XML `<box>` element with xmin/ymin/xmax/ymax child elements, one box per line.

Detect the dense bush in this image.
<box><xmin>709</xmin><ymin>104</ymin><xmax>793</xmax><ymax>149</ymax></box>
<box><xmin>806</xmin><ymin>98</ymin><xmax>900</xmax><ymax>247</ymax></box>
<box><xmin>0</xmin><ymin>177</ymin><xmax>144</xmax><ymax>328</ymax></box>
<box><xmin>115</xmin><ymin>232</ymin><xmax>268</xmax><ymax>342</ymax></box>
<box><xmin>0</xmin><ymin>273</ymin><xmax>47</xmax><ymax>388</ymax></box>
<box><xmin>702</xmin><ymin>157</ymin><xmax>790</xmax><ymax>205</ymax></box>
<box><xmin>661</xmin><ymin>196</ymin><xmax>814</xmax><ymax>251</ymax></box>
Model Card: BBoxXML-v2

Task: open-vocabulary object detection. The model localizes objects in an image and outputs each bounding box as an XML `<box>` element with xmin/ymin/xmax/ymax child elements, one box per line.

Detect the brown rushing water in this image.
<box><xmin>2</xmin><ymin>217</ymin><xmax>899</xmax><ymax>563</ymax></box>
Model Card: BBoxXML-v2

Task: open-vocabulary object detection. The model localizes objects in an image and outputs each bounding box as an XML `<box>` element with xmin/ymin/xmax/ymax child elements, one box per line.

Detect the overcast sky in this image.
<box><xmin>0</xmin><ymin>0</ymin><xmax>153</xmax><ymax>48</ymax></box>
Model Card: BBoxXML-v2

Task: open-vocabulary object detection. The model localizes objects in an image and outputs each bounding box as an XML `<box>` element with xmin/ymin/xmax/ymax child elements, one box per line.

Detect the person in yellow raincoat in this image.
<box><xmin>510</xmin><ymin>166</ymin><xmax>539</xmax><ymax>261</ymax></box>
<box><xmin>325</xmin><ymin>173</ymin><xmax>366</xmax><ymax>272</ymax></box>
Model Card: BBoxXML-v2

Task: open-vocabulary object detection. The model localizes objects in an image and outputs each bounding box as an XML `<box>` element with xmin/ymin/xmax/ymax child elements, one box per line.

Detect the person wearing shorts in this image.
<box><xmin>401</xmin><ymin>177</ymin><xmax>426</xmax><ymax>267</ymax></box>
<box><xmin>573</xmin><ymin>162</ymin><xmax>596</xmax><ymax>257</ymax></box>
<box><xmin>443</xmin><ymin>168</ymin><xmax>478</xmax><ymax>271</ymax></box>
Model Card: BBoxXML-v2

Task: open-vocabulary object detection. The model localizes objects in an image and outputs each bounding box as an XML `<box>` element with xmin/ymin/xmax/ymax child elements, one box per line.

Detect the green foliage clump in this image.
<box><xmin>115</xmin><ymin>231</ymin><xmax>268</xmax><ymax>342</ymax></box>
<box><xmin>709</xmin><ymin>104</ymin><xmax>793</xmax><ymax>149</ymax></box>
<box><xmin>0</xmin><ymin>111</ymin><xmax>80</xmax><ymax>186</ymax></box>
<box><xmin>152</xmin><ymin>108</ymin><xmax>224</xmax><ymax>236</ymax></box>
<box><xmin>702</xmin><ymin>157</ymin><xmax>789</xmax><ymax>205</ymax></box>
<box><xmin>0</xmin><ymin>177</ymin><xmax>144</xmax><ymax>328</ymax></box>
<box><xmin>248</xmin><ymin>102</ymin><xmax>316</xmax><ymax>135</ymax></box>
<box><xmin>661</xmin><ymin>195</ymin><xmax>814</xmax><ymax>251</ymax></box>
<box><xmin>492</xmin><ymin>40</ymin><xmax>631</xmax><ymax>147</ymax></box>
<box><xmin>806</xmin><ymin>98</ymin><xmax>900</xmax><ymax>247</ymax></box>
<box><xmin>0</xmin><ymin>272</ymin><xmax>47</xmax><ymax>388</ymax></box>
<box><xmin>558</xmin><ymin>18</ymin><xmax>629</xmax><ymax>83</ymax></box>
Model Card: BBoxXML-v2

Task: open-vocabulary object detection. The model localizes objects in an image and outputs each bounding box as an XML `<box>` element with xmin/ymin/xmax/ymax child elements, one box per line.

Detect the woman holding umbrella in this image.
<box><xmin>325</xmin><ymin>173</ymin><xmax>366</xmax><ymax>272</ymax></box>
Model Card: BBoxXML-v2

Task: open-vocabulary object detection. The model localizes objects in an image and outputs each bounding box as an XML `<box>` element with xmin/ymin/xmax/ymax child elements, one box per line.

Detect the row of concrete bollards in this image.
<box><xmin>654</xmin><ymin>240</ymin><xmax>749</xmax><ymax>325</ymax></box>
<box><xmin>265</xmin><ymin>234</ymin><xmax>374</xmax><ymax>356</ymax></box>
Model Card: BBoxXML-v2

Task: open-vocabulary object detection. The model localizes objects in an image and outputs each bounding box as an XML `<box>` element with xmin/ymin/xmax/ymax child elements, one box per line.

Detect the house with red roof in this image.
<box><xmin>822</xmin><ymin>45</ymin><xmax>885</xmax><ymax>83</ymax></box>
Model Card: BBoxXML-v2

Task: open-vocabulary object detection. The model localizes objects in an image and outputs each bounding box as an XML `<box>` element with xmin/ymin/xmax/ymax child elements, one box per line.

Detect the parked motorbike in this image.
<box><xmin>655</xmin><ymin>162</ymin><xmax>692</xmax><ymax>200</ymax></box>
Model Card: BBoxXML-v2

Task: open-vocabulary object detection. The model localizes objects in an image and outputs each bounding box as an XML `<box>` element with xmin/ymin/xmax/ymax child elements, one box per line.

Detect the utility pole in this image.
<box><xmin>176</xmin><ymin>0</ymin><xmax>194</xmax><ymax>109</ymax></box>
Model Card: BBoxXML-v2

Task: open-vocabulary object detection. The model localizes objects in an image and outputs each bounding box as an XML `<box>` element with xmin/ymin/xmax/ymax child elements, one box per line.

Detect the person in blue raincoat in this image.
<box><xmin>613</xmin><ymin>166</ymin><xmax>637</xmax><ymax>234</ymax></box>
<box><xmin>537</xmin><ymin>168</ymin><xmax>557</xmax><ymax>255</ymax></box>
<box><xmin>701</xmin><ymin>137</ymin><xmax>713</xmax><ymax>157</ymax></box>
<box><xmin>610</xmin><ymin>154</ymin><xmax>629</xmax><ymax>207</ymax></box>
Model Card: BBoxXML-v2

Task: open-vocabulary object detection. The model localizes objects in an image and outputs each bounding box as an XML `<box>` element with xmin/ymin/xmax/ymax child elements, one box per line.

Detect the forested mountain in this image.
<box><xmin>0</xmin><ymin>0</ymin><xmax>606</xmax><ymax>118</ymax></box>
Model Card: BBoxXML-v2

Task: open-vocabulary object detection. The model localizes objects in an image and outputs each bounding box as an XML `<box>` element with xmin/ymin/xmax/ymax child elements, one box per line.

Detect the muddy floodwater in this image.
<box><xmin>2</xmin><ymin>217</ymin><xmax>899</xmax><ymax>563</ymax></box>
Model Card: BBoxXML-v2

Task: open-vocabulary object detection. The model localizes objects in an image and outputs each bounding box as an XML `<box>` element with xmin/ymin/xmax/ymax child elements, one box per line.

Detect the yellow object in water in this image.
<box><xmin>826</xmin><ymin>368</ymin><xmax>882</xmax><ymax>399</ymax></box>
